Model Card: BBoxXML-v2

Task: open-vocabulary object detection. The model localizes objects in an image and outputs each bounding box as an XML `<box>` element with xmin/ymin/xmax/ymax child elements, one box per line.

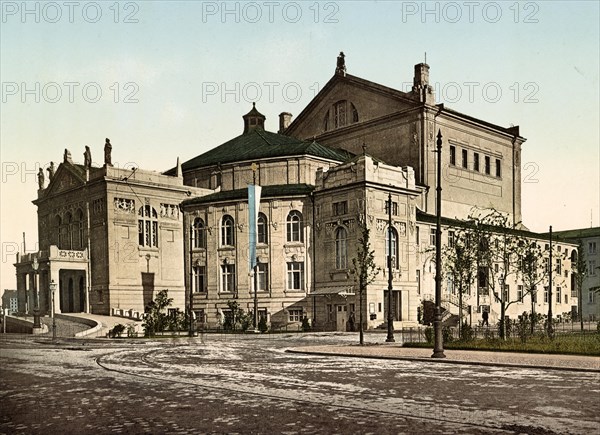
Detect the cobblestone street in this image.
<box><xmin>1</xmin><ymin>334</ymin><xmax>599</xmax><ymax>434</ymax></box>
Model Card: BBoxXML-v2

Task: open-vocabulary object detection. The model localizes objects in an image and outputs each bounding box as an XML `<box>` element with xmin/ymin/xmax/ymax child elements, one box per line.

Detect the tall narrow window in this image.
<box><xmin>75</xmin><ymin>209</ymin><xmax>84</xmax><ymax>250</ymax></box>
<box><xmin>495</xmin><ymin>158</ymin><xmax>501</xmax><ymax>177</ymax></box>
<box><xmin>334</xmin><ymin>100</ymin><xmax>347</xmax><ymax>128</ymax></box>
<box><xmin>448</xmin><ymin>230</ymin><xmax>455</xmax><ymax>248</ymax></box>
<box><xmin>286</xmin><ymin>211</ymin><xmax>303</xmax><ymax>242</ymax></box>
<box><xmin>138</xmin><ymin>205</ymin><xmax>158</xmax><ymax>248</ymax></box>
<box><xmin>193</xmin><ymin>265</ymin><xmax>206</xmax><ymax>293</ymax></box>
<box><xmin>556</xmin><ymin>287</ymin><xmax>561</xmax><ymax>303</ymax></box>
<box><xmin>485</xmin><ymin>156</ymin><xmax>491</xmax><ymax>175</ymax></box>
<box><xmin>221</xmin><ymin>215</ymin><xmax>235</xmax><ymax>246</ymax></box>
<box><xmin>429</xmin><ymin>228</ymin><xmax>436</xmax><ymax>246</ymax></box>
<box><xmin>221</xmin><ymin>264</ymin><xmax>236</xmax><ymax>293</ymax></box>
<box><xmin>287</xmin><ymin>262</ymin><xmax>304</xmax><ymax>290</ymax></box>
<box><xmin>386</xmin><ymin>227</ymin><xmax>399</xmax><ymax>269</ymax></box>
<box><xmin>544</xmin><ymin>286</ymin><xmax>549</xmax><ymax>303</ymax></box>
<box><xmin>416</xmin><ymin>270</ymin><xmax>421</xmax><ymax>294</ymax></box>
<box><xmin>193</xmin><ymin>218</ymin><xmax>206</xmax><ymax>249</ymax></box>
<box><xmin>462</xmin><ymin>149</ymin><xmax>468</xmax><ymax>168</ymax></box>
<box><xmin>517</xmin><ymin>285</ymin><xmax>523</xmax><ymax>301</ymax></box>
<box><xmin>449</xmin><ymin>146</ymin><xmax>456</xmax><ymax>166</ymax></box>
<box><xmin>257</xmin><ymin>263</ymin><xmax>268</xmax><ymax>291</ymax></box>
<box><xmin>55</xmin><ymin>215</ymin><xmax>63</xmax><ymax>248</ymax></box>
<box><xmin>257</xmin><ymin>213</ymin><xmax>268</xmax><ymax>244</ymax></box>
<box><xmin>473</xmin><ymin>153</ymin><xmax>480</xmax><ymax>172</ymax></box>
<box><xmin>415</xmin><ymin>226</ymin><xmax>420</xmax><ymax>245</ymax></box>
<box><xmin>66</xmin><ymin>212</ymin><xmax>73</xmax><ymax>250</ymax></box>
<box><xmin>335</xmin><ymin>227</ymin><xmax>348</xmax><ymax>269</ymax></box>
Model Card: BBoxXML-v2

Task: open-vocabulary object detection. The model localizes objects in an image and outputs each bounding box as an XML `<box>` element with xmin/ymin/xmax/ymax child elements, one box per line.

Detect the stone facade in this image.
<box><xmin>14</xmin><ymin>156</ymin><xmax>207</xmax><ymax>316</ymax></box>
<box><xmin>13</xmin><ymin>56</ymin><xmax>580</xmax><ymax>331</ymax></box>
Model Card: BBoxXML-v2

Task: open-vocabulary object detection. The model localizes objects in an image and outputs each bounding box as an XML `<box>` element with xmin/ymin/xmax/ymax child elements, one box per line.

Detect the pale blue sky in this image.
<box><xmin>1</xmin><ymin>1</ymin><xmax>599</xmax><ymax>291</ymax></box>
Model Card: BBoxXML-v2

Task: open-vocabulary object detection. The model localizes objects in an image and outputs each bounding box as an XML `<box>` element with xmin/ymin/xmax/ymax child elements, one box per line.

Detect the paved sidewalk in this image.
<box><xmin>288</xmin><ymin>344</ymin><xmax>600</xmax><ymax>372</ymax></box>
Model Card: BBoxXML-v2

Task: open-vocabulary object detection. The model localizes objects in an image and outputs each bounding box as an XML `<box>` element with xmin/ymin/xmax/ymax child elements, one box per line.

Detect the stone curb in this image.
<box><xmin>286</xmin><ymin>349</ymin><xmax>600</xmax><ymax>374</ymax></box>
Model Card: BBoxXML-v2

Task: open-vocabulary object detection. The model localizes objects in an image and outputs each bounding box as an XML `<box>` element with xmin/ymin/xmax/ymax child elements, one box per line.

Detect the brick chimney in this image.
<box><xmin>278</xmin><ymin>112</ymin><xmax>292</xmax><ymax>133</ymax></box>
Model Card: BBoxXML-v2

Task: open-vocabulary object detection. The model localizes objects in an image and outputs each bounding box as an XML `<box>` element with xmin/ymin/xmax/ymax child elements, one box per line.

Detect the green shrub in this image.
<box><xmin>258</xmin><ymin>315</ymin><xmax>268</xmax><ymax>333</ymax></box>
<box><xmin>442</xmin><ymin>326</ymin><xmax>454</xmax><ymax>343</ymax></box>
<box><xmin>424</xmin><ymin>327</ymin><xmax>433</xmax><ymax>344</ymax></box>
<box><xmin>460</xmin><ymin>322</ymin><xmax>475</xmax><ymax>342</ymax></box>
<box><xmin>109</xmin><ymin>323</ymin><xmax>126</xmax><ymax>338</ymax></box>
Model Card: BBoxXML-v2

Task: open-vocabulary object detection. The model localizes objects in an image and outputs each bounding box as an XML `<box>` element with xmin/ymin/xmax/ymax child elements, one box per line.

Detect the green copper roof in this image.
<box><xmin>182</xmin><ymin>183</ymin><xmax>314</xmax><ymax>207</ymax></box>
<box><xmin>179</xmin><ymin>128</ymin><xmax>353</xmax><ymax>171</ymax></box>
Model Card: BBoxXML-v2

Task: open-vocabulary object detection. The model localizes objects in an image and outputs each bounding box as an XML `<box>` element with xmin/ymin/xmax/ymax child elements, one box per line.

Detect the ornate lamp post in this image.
<box><xmin>32</xmin><ymin>257</ymin><xmax>41</xmax><ymax>329</ymax></box>
<box><xmin>49</xmin><ymin>279</ymin><xmax>57</xmax><ymax>340</ymax></box>
<box><xmin>432</xmin><ymin>130</ymin><xmax>446</xmax><ymax>358</ymax></box>
<box><xmin>386</xmin><ymin>193</ymin><xmax>395</xmax><ymax>342</ymax></box>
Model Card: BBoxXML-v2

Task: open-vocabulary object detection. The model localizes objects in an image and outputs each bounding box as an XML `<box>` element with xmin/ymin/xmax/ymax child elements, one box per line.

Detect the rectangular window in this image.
<box><xmin>221</xmin><ymin>264</ymin><xmax>236</xmax><ymax>293</ymax></box>
<box><xmin>485</xmin><ymin>156</ymin><xmax>491</xmax><ymax>175</ymax></box>
<box><xmin>448</xmin><ymin>230</ymin><xmax>455</xmax><ymax>248</ymax></box>
<box><xmin>503</xmin><ymin>284</ymin><xmax>510</xmax><ymax>302</ymax></box>
<box><xmin>564</xmin><ymin>294</ymin><xmax>568</xmax><ymax>304</ymax></box>
<box><xmin>257</xmin><ymin>263</ymin><xmax>268</xmax><ymax>291</ymax></box>
<box><xmin>544</xmin><ymin>257</ymin><xmax>550</xmax><ymax>273</ymax></box>
<box><xmin>384</xmin><ymin>201</ymin><xmax>398</xmax><ymax>216</ymax></box>
<box><xmin>589</xmin><ymin>260</ymin><xmax>597</xmax><ymax>276</ymax></box>
<box><xmin>556</xmin><ymin>287</ymin><xmax>561</xmax><ymax>303</ymax></box>
<box><xmin>327</xmin><ymin>304</ymin><xmax>333</xmax><ymax>322</ymax></box>
<box><xmin>531</xmin><ymin>287</ymin><xmax>537</xmax><ymax>303</ymax></box>
<box><xmin>333</xmin><ymin>201</ymin><xmax>348</xmax><ymax>216</ymax></box>
<box><xmin>589</xmin><ymin>291</ymin><xmax>595</xmax><ymax>303</ymax></box>
<box><xmin>495</xmin><ymin>159</ymin><xmax>501</xmax><ymax>177</ymax></box>
<box><xmin>289</xmin><ymin>309</ymin><xmax>303</xmax><ymax>322</ymax></box>
<box><xmin>589</xmin><ymin>242</ymin><xmax>597</xmax><ymax>255</ymax></box>
<box><xmin>449</xmin><ymin>145</ymin><xmax>456</xmax><ymax>166</ymax></box>
<box><xmin>517</xmin><ymin>285</ymin><xmax>523</xmax><ymax>301</ymax></box>
<box><xmin>473</xmin><ymin>153</ymin><xmax>480</xmax><ymax>172</ymax></box>
<box><xmin>462</xmin><ymin>149</ymin><xmax>468</xmax><ymax>169</ymax></box>
<box><xmin>478</xmin><ymin>267</ymin><xmax>489</xmax><ymax>294</ymax></box>
<box><xmin>194</xmin><ymin>309</ymin><xmax>206</xmax><ymax>323</ymax></box>
<box><xmin>430</xmin><ymin>228</ymin><xmax>436</xmax><ymax>246</ymax></box>
<box><xmin>287</xmin><ymin>262</ymin><xmax>304</xmax><ymax>291</ymax></box>
<box><xmin>193</xmin><ymin>265</ymin><xmax>206</xmax><ymax>293</ymax></box>
<box><xmin>416</xmin><ymin>226</ymin><xmax>420</xmax><ymax>245</ymax></box>
<box><xmin>416</xmin><ymin>270</ymin><xmax>421</xmax><ymax>295</ymax></box>
<box><xmin>555</xmin><ymin>258</ymin><xmax>562</xmax><ymax>275</ymax></box>
<box><xmin>544</xmin><ymin>287</ymin><xmax>549</xmax><ymax>303</ymax></box>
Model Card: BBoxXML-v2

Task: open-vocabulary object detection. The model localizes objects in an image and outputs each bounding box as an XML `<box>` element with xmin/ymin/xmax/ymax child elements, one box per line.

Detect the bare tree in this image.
<box><xmin>351</xmin><ymin>223</ymin><xmax>380</xmax><ymax>345</ymax></box>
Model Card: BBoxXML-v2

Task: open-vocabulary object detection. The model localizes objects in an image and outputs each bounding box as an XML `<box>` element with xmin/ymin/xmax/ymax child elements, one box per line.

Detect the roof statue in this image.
<box><xmin>104</xmin><ymin>138</ymin><xmax>112</xmax><ymax>166</ymax></box>
<box><xmin>47</xmin><ymin>161</ymin><xmax>55</xmax><ymax>181</ymax></box>
<box><xmin>84</xmin><ymin>146</ymin><xmax>92</xmax><ymax>169</ymax></box>
<box><xmin>37</xmin><ymin>168</ymin><xmax>44</xmax><ymax>189</ymax></box>
<box><xmin>335</xmin><ymin>51</ymin><xmax>346</xmax><ymax>76</ymax></box>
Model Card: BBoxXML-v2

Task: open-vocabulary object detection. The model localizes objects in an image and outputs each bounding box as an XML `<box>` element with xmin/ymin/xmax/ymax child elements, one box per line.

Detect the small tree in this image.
<box><xmin>223</xmin><ymin>300</ymin><xmax>251</xmax><ymax>332</ymax></box>
<box><xmin>518</xmin><ymin>241</ymin><xmax>548</xmax><ymax>335</ymax></box>
<box><xmin>351</xmin><ymin>224</ymin><xmax>380</xmax><ymax>345</ymax></box>
<box><xmin>143</xmin><ymin>289</ymin><xmax>173</xmax><ymax>337</ymax></box>
<box><xmin>574</xmin><ymin>239</ymin><xmax>587</xmax><ymax>331</ymax></box>
<box><xmin>442</xmin><ymin>224</ymin><xmax>478</xmax><ymax>337</ymax></box>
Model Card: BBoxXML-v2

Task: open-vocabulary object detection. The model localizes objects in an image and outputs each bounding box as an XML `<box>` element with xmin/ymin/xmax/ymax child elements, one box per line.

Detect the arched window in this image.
<box><xmin>55</xmin><ymin>215</ymin><xmax>62</xmax><ymax>248</ymax></box>
<box><xmin>65</xmin><ymin>212</ymin><xmax>73</xmax><ymax>250</ymax></box>
<box><xmin>257</xmin><ymin>212</ymin><xmax>268</xmax><ymax>244</ymax></box>
<box><xmin>335</xmin><ymin>227</ymin><xmax>348</xmax><ymax>269</ymax></box>
<box><xmin>385</xmin><ymin>226</ymin><xmax>399</xmax><ymax>269</ymax></box>
<box><xmin>138</xmin><ymin>205</ymin><xmax>158</xmax><ymax>247</ymax></box>
<box><xmin>75</xmin><ymin>209</ymin><xmax>84</xmax><ymax>250</ymax></box>
<box><xmin>221</xmin><ymin>215</ymin><xmax>235</xmax><ymax>246</ymax></box>
<box><xmin>193</xmin><ymin>218</ymin><xmax>206</xmax><ymax>249</ymax></box>
<box><xmin>286</xmin><ymin>211</ymin><xmax>303</xmax><ymax>242</ymax></box>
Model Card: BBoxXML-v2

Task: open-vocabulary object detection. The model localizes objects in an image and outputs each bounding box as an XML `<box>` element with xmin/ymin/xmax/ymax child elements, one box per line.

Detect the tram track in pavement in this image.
<box><xmin>93</xmin><ymin>344</ymin><xmax>559</xmax><ymax>435</ymax></box>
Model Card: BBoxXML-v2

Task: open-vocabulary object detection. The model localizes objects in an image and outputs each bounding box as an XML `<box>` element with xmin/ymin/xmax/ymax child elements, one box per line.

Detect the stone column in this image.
<box><xmin>50</xmin><ymin>267</ymin><xmax>61</xmax><ymax>315</ymax></box>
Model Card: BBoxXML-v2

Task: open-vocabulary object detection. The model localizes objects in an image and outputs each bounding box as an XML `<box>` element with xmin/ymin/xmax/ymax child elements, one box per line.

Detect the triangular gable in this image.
<box><xmin>43</xmin><ymin>162</ymin><xmax>87</xmax><ymax>197</ymax></box>
<box><xmin>285</xmin><ymin>73</ymin><xmax>421</xmax><ymax>140</ymax></box>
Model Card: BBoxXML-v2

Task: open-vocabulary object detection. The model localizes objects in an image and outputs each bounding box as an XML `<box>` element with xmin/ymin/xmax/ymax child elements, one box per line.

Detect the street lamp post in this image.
<box><xmin>386</xmin><ymin>193</ymin><xmax>395</xmax><ymax>343</ymax></box>
<box><xmin>32</xmin><ymin>256</ymin><xmax>41</xmax><ymax>329</ymax></box>
<box><xmin>432</xmin><ymin>130</ymin><xmax>446</xmax><ymax>358</ymax></box>
<box><xmin>50</xmin><ymin>279</ymin><xmax>57</xmax><ymax>340</ymax></box>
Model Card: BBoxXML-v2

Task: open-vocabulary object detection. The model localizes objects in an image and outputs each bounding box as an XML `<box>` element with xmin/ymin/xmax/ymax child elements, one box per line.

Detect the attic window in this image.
<box><xmin>324</xmin><ymin>100</ymin><xmax>359</xmax><ymax>132</ymax></box>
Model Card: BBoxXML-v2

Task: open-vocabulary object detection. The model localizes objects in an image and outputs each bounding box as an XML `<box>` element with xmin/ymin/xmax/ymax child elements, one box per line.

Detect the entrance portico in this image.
<box><xmin>14</xmin><ymin>246</ymin><xmax>89</xmax><ymax>315</ymax></box>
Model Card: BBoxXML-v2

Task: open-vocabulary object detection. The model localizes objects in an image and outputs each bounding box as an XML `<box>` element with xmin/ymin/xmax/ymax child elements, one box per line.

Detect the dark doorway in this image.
<box><xmin>79</xmin><ymin>276</ymin><xmax>85</xmax><ymax>312</ymax></box>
